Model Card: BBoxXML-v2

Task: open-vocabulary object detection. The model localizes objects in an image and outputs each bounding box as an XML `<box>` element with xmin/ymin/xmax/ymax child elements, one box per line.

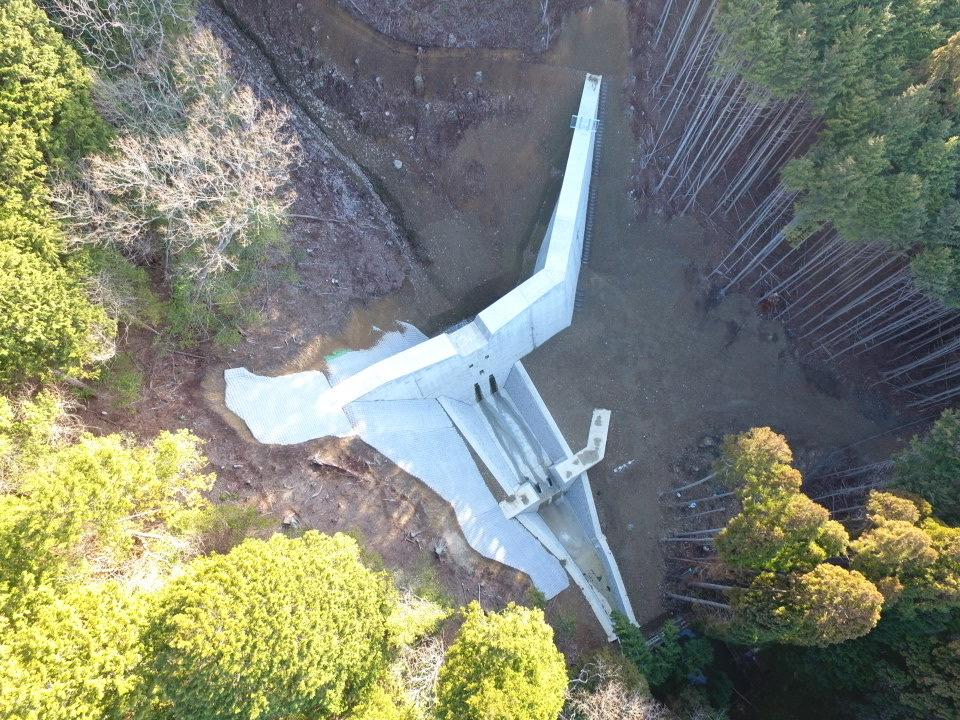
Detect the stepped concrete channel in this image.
<box><xmin>225</xmin><ymin>75</ymin><xmax>635</xmax><ymax>638</ymax></box>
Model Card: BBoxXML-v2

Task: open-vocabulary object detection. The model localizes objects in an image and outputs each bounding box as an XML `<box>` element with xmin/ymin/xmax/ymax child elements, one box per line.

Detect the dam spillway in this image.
<box><xmin>224</xmin><ymin>74</ymin><xmax>636</xmax><ymax>638</ymax></box>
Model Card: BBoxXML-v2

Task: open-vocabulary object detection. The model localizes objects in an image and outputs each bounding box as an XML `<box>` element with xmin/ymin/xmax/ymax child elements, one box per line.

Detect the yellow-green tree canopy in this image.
<box><xmin>717</xmin><ymin>491</ymin><xmax>849</xmax><ymax>572</ymax></box>
<box><xmin>0</xmin><ymin>582</ymin><xmax>145</xmax><ymax>720</ymax></box>
<box><xmin>729</xmin><ymin>565</ymin><xmax>884</xmax><ymax>647</ymax></box>
<box><xmin>0</xmin><ymin>395</ymin><xmax>214</xmax><ymax>720</ymax></box>
<box><xmin>715</xmin><ymin>426</ymin><xmax>794</xmax><ymax>492</ymax></box>
<box><xmin>851</xmin><ymin>491</ymin><xmax>939</xmax><ymax>591</ymax></box>
<box><xmin>436</xmin><ymin>602</ymin><xmax>568</xmax><ymax>720</ymax></box>
<box><xmin>137</xmin><ymin>531</ymin><xmax>395</xmax><ymax>720</ymax></box>
<box><xmin>0</xmin><ymin>0</ymin><xmax>111</xmax><ymax>385</ymax></box>
<box><xmin>0</xmin><ymin>429</ymin><xmax>213</xmax><ymax>590</ymax></box>
<box><xmin>715</xmin><ymin>428</ymin><xmax>848</xmax><ymax>572</ymax></box>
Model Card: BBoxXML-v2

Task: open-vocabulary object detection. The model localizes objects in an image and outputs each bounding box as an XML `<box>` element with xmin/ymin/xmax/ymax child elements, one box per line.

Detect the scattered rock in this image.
<box><xmin>474</xmin><ymin>70</ymin><xmax>483</xmax><ymax>84</ymax></box>
<box><xmin>282</xmin><ymin>513</ymin><xmax>300</xmax><ymax>528</ymax></box>
<box><xmin>393</xmin><ymin>159</ymin><xmax>403</xmax><ymax>170</ymax></box>
<box><xmin>413</xmin><ymin>74</ymin><xmax>425</xmax><ymax>95</ymax></box>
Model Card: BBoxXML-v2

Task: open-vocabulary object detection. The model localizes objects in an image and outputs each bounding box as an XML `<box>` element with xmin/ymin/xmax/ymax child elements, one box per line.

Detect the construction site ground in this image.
<box><xmin>77</xmin><ymin>0</ymin><xmax>909</xmax><ymax>661</ymax></box>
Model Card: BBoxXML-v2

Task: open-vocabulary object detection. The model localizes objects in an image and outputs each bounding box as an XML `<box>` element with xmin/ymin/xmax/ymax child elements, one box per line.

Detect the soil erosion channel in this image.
<box><xmin>228</xmin><ymin>0</ymin><xmax>901</xmax><ymax>627</ymax></box>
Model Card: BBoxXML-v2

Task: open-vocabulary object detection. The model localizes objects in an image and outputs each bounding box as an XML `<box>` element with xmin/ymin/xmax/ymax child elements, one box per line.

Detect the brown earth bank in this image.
<box><xmin>77</xmin><ymin>0</ymin><xmax>921</xmax><ymax>668</ymax></box>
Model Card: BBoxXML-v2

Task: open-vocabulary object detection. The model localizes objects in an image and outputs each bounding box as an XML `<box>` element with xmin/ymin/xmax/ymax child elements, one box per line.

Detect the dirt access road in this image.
<box><xmin>83</xmin><ymin>0</ymin><xmax>910</xmax><ymax>655</ymax></box>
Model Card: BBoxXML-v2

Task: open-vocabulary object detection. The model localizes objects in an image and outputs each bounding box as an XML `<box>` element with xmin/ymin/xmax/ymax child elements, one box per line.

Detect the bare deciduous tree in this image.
<box><xmin>39</xmin><ymin>0</ymin><xmax>193</xmax><ymax>73</ymax></box>
<box><xmin>392</xmin><ymin>634</ymin><xmax>445</xmax><ymax>716</ymax></box>
<box><xmin>563</xmin><ymin>658</ymin><xmax>677</xmax><ymax>720</ymax></box>
<box><xmin>55</xmin><ymin>27</ymin><xmax>298</xmax><ymax>318</ymax></box>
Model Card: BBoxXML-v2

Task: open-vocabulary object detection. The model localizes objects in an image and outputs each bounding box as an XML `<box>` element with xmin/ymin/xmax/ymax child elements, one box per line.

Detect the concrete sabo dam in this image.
<box><xmin>225</xmin><ymin>74</ymin><xmax>636</xmax><ymax>638</ymax></box>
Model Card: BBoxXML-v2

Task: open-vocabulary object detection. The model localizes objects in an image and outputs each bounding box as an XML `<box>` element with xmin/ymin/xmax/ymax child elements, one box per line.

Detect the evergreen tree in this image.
<box><xmin>435</xmin><ymin>602</ymin><xmax>567</xmax><ymax>720</ymax></box>
<box><xmin>714</xmin><ymin>425</ymin><xmax>794</xmax><ymax>491</ymax></box>
<box><xmin>715</xmin><ymin>2</ymin><xmax>960</xmax><ymax>307</ymax></box>
<box><xmin>0</xmin><ymin>0</ymin><xmax>111</xmax><ymax>385</ymax></box>
<box><xmin>0</xmin><ymin>582</ymin><xmax>145</xmax><ymax>720</ymax></box>
<box><xmin>613</xmin><ymin>615</ymin><xmax>714</xmax><ymax>694</ymax></box>
<box><xmin>137</xmin><ymin>531</ymin><xmax>395</xmax><ymax>720</ymax></box>
<box><xmin>714</xmin><ymin>428</ymin><xmax>849</xmax><ymax>572</ymax></box>
<box><xmin>717</xmin><ymin>490</ymin><xmax>848</xmax><ymax>572</ymax></box>
<box><xmin>895</xmin><ymin>408</ymin><xmax>960</xmax><ymax>523</ymax></box>
<box><xmin>0</xmin><ymin>429</ymin><xmax>213</xmax><ymax>590</ymax></box>
<box><xmin>0</xmin><ymin>245</ymin><xmax>112</xmax><ymax>386</ymax></box>
<box><xmin>728</xmin><ymin>564</ymin><xmax>883</xmax><ymax>647</ymax></box>
<box><xmin>850</xmin><ymin>491</ymin><xmax>938</xmax><ymax>600</ymax></box>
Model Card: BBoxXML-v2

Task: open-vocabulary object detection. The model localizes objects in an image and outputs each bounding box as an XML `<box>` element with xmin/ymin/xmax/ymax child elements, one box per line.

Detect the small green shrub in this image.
<box><xmin>199</xmin><ymin>500</ymin><xmax>274</xmax><ymax>555</ymax></box>
<box><xmin>98</xmin><ymin>352</ymin><xmax>143</xmax><ymax>407</ymax></box>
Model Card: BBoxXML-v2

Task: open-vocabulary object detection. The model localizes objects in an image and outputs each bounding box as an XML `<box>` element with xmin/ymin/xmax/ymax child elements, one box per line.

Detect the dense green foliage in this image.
<box><xmin>0</xmin><ymin>395</ymin><xmax>564</xmax><ymax>720</ymax></box>
<box><xmin>715</xmin><ymin>2</ymin><xmax>960</xmax><ymax>305</ymax></box>
<box><xmin>820</xmin><ymin>486</ymin><xmax>960</xmax><ymax>718</ymax></box>
<box><xmin>0</xmin><ymin>582</ymin><xmax>145</xmax><ymax>720</ymax></box>
<box><xmin>0</xmin><ymin>0</ymin><xmax>112</xmax><ymax>385</ymax></box>
<box><xmin>436</xmin><ymin>602</ymin><xmax>568</xmax><ymax>720</ymax></box>
<box><xmin>0</xmin><ymin>405</ymin><xmax>412</xmax><ymax>720</ymax></box>
<box><xmin>0</xmin><ymin>0</ymin><xmax>106</xmax><ymax>193</ymax></box>
<box><xmin>714</xmin><ymin>425</ymin><xmax>794</xmax><ymax>490</ymax></box>
<box><xmin>760</xmin><ymin>597</ymin><xmax>960</xmax><ymax>720</ymax></box>
<box><xmin>728</xmin><ymin>564</ymin><xmax>883</xmax><ymax>647</ymax></box>
<box><xmin>717</xmin><ymin>473</ymin><xmax>848</xmax><ymax>573</ymax></box>
<box><xmin>0</xmin><ymin>389</ymin><xmax>64</xmax><ymax>479</ymax></box>
<box><xmin>614</xmin><ymin>616</ymin><xmax>714</xmax><ymax>693</ymax></box>
<box><xmin>0</xmin><ymin>429</ymin><xmax>212</xmax><ymax>591</ymax></box>
<box><xmin>712</xmin><ymin>425</ymin><xmax>960</xmax><ymax>718</ymax></box>
<box><xmin>0</xmin><ymin>393</ymin><xmax>211</xmax><ymax>719</ymax></box>
<box><xmin>709</xmin><ymin>429</ymin><xmax>883</xmax><ymax>646</ymax></box>
<box><xmin>0</xmin><ymin>393</ymin><xmax>214</xmax><ymax>588</ymax></box>
<box><xmin>138</xmin><ymin>532</ymin><xmax>395</xmax><ymax>720</ymax></box>
<box><xmin>895</xmin><ymin>408</ymin><xmax>960</xmax><ymax>523</ymax></box>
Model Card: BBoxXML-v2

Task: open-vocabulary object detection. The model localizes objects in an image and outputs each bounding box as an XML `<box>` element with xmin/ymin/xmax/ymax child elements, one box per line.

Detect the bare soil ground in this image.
<box><xmin>76</xmin><ymin>0</ymin><xmax>914</xmax><ymax>666</ymax></box>
<box><xmin>332</xmin><ymin>0</ymin><xmax>591</xmax><ymax>53</ymax></box>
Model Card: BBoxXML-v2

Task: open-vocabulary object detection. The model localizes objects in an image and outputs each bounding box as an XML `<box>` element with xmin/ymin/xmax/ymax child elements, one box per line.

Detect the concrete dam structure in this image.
<box><xmin>225</xmin><ymin>74</ymin><xmax>635</xmax><ymax>638</ymax></box>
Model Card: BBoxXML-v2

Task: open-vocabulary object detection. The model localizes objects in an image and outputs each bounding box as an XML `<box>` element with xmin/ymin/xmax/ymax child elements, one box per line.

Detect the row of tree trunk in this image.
<box><xmin>647</xmin><ymin>0</ymin><xmax>960</xmax><ymax>411</ymax></box>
